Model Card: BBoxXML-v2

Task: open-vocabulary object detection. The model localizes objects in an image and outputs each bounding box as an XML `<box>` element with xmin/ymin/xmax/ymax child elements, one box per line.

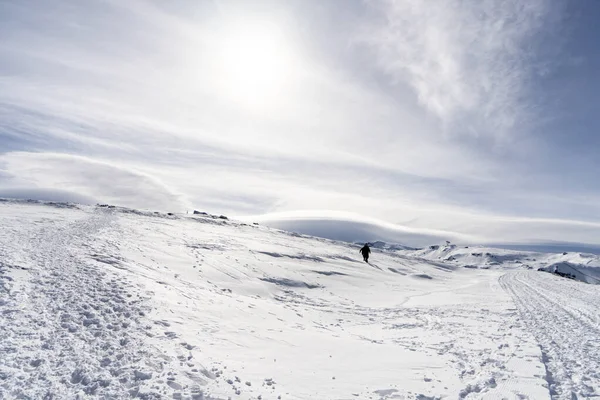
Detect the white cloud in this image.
<box><xmin>241</xmin><ymin>209</ymin><xmax>481</xmax><ymax>243</ymax></box>
<box><xmin>365</xmin><ymin>0</ymin><xmax>558</xmax><ymax>139</ymax></box>
<box><xmin>2</xmin><ymin>150</ymin><xmax>600</xmax><ymax>246</ymax></box>
<box><xmin>0</xmin><ymin>0</ymin><xmax>497</xmax><ymax>179</ymax></box>
<box><xmin>241</xmin><ymin>209</ymin><xmax>600</xmax><ymax>247</ymax></box>
<box><xmin>0</xmin><ymin>187</ymin><xmax>97</xmax><ymax>205</ymax></box>
<box><xmin>0</xmin><ymin>152</ymin><xmax>188</xmax><ymax>211</ymax></box>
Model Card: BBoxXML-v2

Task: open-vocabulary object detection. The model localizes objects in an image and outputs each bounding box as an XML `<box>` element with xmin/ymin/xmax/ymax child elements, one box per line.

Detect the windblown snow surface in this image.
<box><xmin>1</xmin><ymin>201</ymin><xmax>599</xmax><ymax>400</ymax></box>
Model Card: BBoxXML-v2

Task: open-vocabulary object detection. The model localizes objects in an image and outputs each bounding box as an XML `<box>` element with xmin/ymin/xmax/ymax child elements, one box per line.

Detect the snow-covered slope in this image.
<box><xmin>406</xmin><ymin>244</ymin><xmax>600</xmax><ymax>284</ymax></box>
<box><xmin>1</xmin><ymin>201</ymin><xmax>599</xmax><ymax>399</ymax></box>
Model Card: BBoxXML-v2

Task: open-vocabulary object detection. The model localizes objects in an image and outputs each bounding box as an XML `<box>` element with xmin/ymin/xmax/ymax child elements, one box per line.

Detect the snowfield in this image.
<box><xmin>1</xmin><ymin>201</ymin><xmax>599</xmax><ymax>399</ymax></box>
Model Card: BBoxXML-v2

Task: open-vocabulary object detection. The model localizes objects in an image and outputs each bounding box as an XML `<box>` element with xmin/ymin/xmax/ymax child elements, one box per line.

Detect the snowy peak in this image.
<box><xmin>412</xmin><ymin>245</ymin><xmax>533</xmax><ymax>267</ymax></box>
<box><xmin>407</xmin><ymin>244</ymin><xmax>600</xmax><ymax>284</ymax></box>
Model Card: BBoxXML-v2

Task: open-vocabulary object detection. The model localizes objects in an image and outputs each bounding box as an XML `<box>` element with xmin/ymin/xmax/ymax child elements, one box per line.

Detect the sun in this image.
<box><xmin>217</xmin><ymin>21</ymin><xmax>294</xmax><ymax>108</ymax></box>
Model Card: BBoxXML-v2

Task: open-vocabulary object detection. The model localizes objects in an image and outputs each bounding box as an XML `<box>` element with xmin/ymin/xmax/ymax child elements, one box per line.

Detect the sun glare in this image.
<box><xmin>217</xmin><ymin>21</ymin><xmax>294</xmax><ymax>108</ymax></box>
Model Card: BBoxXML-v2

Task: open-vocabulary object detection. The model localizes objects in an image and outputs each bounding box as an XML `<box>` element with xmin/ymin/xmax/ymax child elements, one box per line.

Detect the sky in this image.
<box><xmin>1</xmin><ymin>0</ymin><xmax>600</xmax><ymax>246</ymax></box>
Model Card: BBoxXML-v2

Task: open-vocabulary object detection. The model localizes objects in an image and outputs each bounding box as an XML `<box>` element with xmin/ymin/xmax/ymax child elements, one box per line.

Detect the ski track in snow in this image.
<box><xmin>0</xmin><ymin>202</ymin><xmax>599</xmax><ymax>399</ymax></box>
<box><xmin>500</xmin><ymin>271</ymin><xmax>600</xmax><ymax>399</ymax></box>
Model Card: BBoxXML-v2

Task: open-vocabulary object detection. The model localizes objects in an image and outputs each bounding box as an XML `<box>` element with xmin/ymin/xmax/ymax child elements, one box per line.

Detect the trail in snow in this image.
<box><xmin>500</xmin><ymin>270</ymin><xmax>600</xmax><ymax>399</ymax></box>
<box><xmin>0</xmin><ymin>208</ymin><xmax>206</xmax><ymax>399</ymax></box>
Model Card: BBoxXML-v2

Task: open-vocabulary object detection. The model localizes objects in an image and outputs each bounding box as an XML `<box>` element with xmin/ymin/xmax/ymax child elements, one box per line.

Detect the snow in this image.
<box><xmin>407</xmin><ymin>244</ymin><xmax>600</xmax><ymax>283</ymax></box>
<box><xmin>1</xmin><ymin>200</ymin><xmax>599</xmax><ymax>399</ymax></box>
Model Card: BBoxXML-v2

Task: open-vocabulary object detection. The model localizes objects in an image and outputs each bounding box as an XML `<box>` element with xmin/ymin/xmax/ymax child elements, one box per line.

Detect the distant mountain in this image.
<box><xmin>359</xmin><ymin>240</ymin><xmax>416</xmax><ymax>251</ymax></box>
<box><xmin>403</xmin><ymin>244</ymin><xmax>600</xmax><ymax>284</ymax></box>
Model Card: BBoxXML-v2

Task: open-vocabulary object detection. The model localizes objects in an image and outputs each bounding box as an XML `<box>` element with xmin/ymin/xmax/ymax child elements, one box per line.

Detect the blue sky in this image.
<box><xmin>1</xmin><ymin>0</ymin><xmax>600</xmax><ymax>246</ymax></box>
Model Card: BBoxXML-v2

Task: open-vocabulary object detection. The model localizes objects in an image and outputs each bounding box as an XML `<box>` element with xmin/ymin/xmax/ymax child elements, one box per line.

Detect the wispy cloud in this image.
<box><xmin>365</xmin><ymin>0</ymin><xmax>561</xmax><ymax>139</ymax></box>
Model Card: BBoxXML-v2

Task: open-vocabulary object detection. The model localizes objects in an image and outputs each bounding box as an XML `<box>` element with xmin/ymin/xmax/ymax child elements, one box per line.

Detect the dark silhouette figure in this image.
<box><xmin>359</xmin><ymin>243</ymin><xmax>371</xmax><ymax>263</ymax></box>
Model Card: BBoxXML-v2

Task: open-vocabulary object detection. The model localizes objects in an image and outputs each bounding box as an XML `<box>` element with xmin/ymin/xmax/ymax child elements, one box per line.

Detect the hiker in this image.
<box><xmin>359</xmin><ymin>243</ymin><xmax>371</xmax><ymax>263</ymax></box>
